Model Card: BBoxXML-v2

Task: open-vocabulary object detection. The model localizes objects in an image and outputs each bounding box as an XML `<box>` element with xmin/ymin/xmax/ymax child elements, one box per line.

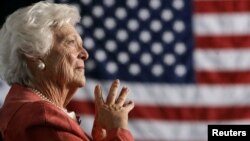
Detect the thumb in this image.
<box><xmin>124</xmin><ymin>100</ymin><xmax>135</xmax><ymax>112</ymax></box>
<box><xmin>93</xmin><ymin>85</ymin><xmax>102</xmax><ymax>128</ymax></box>
<box><xmin>94</xmin><ymin>84</ymin><xmax>104</xmax><ymax>106</ymax></box>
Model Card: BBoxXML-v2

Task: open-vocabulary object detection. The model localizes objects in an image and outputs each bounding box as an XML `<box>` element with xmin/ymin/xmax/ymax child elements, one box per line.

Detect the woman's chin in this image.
<box><xmin>78</xmin><ymin>82</ymin><xmax>86</xmax><ymax>87</ymax></box>
<box><xmin>75</xmin><ymin>78</ymin><xmax>86</xmax><ymax>87</ymax></box>
<box><xmin>71</xmin><ymin>72</ymin><xmax>86</xmax><ymax>87</ymax></box>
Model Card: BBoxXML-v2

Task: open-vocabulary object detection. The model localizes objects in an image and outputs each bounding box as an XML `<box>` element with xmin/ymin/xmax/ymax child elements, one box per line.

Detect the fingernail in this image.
<box><xmin>97</xmin><ymin>84</ymin><xmax>101</xmax><ymax>90</ymax></box>
<box><xmin>116</xmin><ymin>79</ymin><xmax>120</xmax><ymax>84</ymax></box>
<box><xmin>124</xmin><ymin>86</ymin><xmax>128</xmax><ymax>92</ymax></box>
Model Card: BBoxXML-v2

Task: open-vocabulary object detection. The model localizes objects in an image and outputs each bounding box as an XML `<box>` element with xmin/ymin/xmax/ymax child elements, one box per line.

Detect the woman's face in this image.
<box><xmin>44</xmin><ymin>24</ymin><xmax>89</xmax><ymax>88</ymax></box>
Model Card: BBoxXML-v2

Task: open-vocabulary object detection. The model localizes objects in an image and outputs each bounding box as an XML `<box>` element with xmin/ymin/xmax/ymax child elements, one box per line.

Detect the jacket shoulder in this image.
<box><xmin>7</xmin><ymin>101</ymin><xmax>79</xmax><ymax>132</ymax></box>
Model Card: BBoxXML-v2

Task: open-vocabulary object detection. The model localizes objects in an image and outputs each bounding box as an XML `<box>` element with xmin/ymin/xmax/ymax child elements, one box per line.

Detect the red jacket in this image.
<box><xmin>0</xmin><ymin>84</ymin><xmax>134</xmax><ymax>141</ymax></box>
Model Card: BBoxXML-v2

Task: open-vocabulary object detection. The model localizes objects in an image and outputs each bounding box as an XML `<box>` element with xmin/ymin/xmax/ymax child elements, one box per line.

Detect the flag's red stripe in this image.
<box><xmin>197</xmin><ymin>71</ymin><xmax>250</xmax><ymax>84</ymax></box>
<box><xmin>67</xmin><ymin>100</ymin><xmax>250</xmax><ymax>121</ymax></box>
<box><xmin>194</xmin><ymin>0</ymin><xmax>250</xmax><ymax>13</ymax></box>
<box><xmin>196</xmin><ymin>35</ymin><xmax>250</xmax><ymax>49</ymax></box>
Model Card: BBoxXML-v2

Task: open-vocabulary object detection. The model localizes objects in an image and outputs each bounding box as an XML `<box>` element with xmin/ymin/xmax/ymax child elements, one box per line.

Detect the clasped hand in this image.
<box><xmin>93</xmin><ymin>79</ymin><xmax>134</xmax><ymax>132</ymax></box>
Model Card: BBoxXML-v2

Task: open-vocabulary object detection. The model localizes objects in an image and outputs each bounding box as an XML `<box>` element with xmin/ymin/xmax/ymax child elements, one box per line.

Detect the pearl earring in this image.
<box><xmin>38</xmin><ymin>62</ymin><xmax>45</xmax><ymax>70</ymax></box>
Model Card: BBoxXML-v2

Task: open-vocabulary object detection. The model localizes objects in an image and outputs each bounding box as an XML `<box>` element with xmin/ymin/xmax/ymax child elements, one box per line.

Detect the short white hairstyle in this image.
<box><xmin>0</xmin><ymin>1</ymin><xmax>80</xmax><ymax>85</ymax></box>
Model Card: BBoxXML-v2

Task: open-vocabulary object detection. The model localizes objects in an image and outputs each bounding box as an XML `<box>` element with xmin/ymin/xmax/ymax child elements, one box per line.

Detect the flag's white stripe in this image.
<box><xmin>2</xmin><ymin>78</ymin><xmax>250</xmax><ymax>107</ymax></box>
<box><xmin>74</xmin><ymin>79</ymin><xmax>250</xmax><ymax>106</ymax></box>
<box><xmin>79</xmin><ymin>115</ymin><xmax>250</xmax><ymax>141</ymax></box>
<box><xmin>194</xmin><ymin>13</ymin><xmax>250</xmax><ymax>35</ymax></box>
<box><xmin>2</xmin><ymin>79</ymin><xmax>250</xmax><ymax>107</ymax></box>
<box><xmin>195</xmin><ymin>49</ymin><xmax>250</xmax><ymax>71</ymax></box>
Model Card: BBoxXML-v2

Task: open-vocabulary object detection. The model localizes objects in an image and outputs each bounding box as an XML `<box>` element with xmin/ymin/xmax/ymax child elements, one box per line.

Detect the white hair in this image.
<box><xmin>0</xmin><ymin>1</ymin><xmax>80</xmax><ymax>85</ymax></box>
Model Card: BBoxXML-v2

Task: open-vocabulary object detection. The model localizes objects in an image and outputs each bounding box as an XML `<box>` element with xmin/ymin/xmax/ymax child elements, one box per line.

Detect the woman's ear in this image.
<box><xmin>22</xmin><ymin>53</ymin><xmax>45</xmax><ymax>71</ymax></box>
<box><xmin>22</xmin><ymin>53</ymin><xmax>37</xmax><ymax>62</ymax></box>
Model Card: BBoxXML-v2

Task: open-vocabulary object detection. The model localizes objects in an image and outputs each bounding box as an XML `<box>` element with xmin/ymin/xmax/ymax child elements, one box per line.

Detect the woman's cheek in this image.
<box><xmin>55</xmin><ymin>58</ymin><xmax>71</xmax><ymax>80</ymax></box>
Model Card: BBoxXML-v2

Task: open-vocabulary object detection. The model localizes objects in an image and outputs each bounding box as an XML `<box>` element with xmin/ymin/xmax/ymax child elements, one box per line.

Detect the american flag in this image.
<box><xmin>2</xmin><ymin>0</ymin><xmax>250</xmax><ymax>140</ymax></box>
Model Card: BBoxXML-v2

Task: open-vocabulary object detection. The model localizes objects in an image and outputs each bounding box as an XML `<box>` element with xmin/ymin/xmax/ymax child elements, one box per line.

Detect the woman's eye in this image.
<box><xmin>67</xmin><ymin>40</ymin><xmax>75</xmax><ymax>44</ymax></box>
<box><xmin>65</xmin><ymin>40</ymin><xmax>76</xmax><ymax>47</ymax></box>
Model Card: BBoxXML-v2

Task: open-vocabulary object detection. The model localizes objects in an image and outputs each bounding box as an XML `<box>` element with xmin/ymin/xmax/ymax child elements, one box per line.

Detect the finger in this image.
<box><xmin>115</xmin><ymin>87</ymin><xmax>128</xmax><ymax>106</ymax></box>
<box><xmin>123</xmin><ymin>101</ymin><xmax>135</xmax><ymax>112</ymax></box>
<box><xmin>94</xmin><ymin>85</ymin><xmax>100</xmax><ymax>116</ymax></box>
<box><xmin>94</xmin><ymin>84</ymin><xmax>104</xmax><ymax>106</ymax></box>
<box><xmin>94</xmin><ymin>85</ymin><xmax>100</xmax><ymax>126</ymax></box>
<box><xmin>106</xmin><ymin>79</ymin><xmax>119</xmax><ymax>105</ymax></box>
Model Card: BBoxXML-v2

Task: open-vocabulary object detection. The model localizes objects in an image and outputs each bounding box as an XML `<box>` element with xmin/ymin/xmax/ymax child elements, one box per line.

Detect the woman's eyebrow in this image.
<box><xmin>63</xmin><ymin>34</ymin><xmax>76</xmax><ymax>41</ymax></box>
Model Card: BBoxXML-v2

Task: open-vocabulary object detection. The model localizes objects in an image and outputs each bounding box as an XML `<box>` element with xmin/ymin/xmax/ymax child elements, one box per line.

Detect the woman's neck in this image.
<box><xmin>30</xmin><ymin>81</ymin><xmax>71</xmax><ymax>108</ymax></box>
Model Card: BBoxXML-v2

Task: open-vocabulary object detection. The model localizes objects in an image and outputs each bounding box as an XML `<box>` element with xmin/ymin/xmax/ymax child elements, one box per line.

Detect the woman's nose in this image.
<box><xmin>78</xmin><ymin>47</ymin><xmax>89</xmax><ymax>60</ymax></box>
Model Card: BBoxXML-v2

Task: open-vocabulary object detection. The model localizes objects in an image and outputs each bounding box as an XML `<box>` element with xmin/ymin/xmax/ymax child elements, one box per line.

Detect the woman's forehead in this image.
<box><xmin>54</xmin><ymin>25</ymin><xmax>79</xmax><ymax>40</ymax></box>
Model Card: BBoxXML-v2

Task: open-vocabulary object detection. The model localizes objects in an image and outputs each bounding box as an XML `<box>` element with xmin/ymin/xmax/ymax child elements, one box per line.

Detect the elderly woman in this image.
<box><xmin>0</xmin><ymin>1</ymin><xmax>134</xmax><ymax>141</ymax></box>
